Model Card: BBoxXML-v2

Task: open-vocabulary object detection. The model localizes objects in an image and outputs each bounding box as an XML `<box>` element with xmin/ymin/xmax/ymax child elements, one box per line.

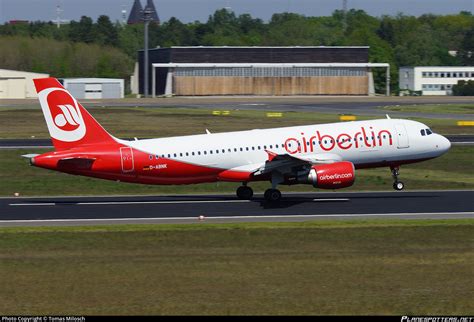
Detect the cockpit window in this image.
<box><xmin>426</xmin><ymin>128</ymin><xmax>433</xmax><ymax>135</ymax></box>
<box><xmin>420</xmin><ymin>129</ymin><xmax>426</xmax><ymax>136</ymax></box>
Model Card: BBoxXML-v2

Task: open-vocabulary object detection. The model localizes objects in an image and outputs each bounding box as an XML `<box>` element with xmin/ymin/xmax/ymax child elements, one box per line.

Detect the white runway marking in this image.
<box><xmin>9</xmin><ymin>200</ymin><xmax>252</xmax><ymax>206</ymax></box>
<box><xmin>0</xmin><ymin>212</ymin><xmax>472</xmax><ymax>225</ymax></box>
<box><xmin>9</xmin><ymin>198</ymin><xmax>349</xmax><ymax>207</ymax></box>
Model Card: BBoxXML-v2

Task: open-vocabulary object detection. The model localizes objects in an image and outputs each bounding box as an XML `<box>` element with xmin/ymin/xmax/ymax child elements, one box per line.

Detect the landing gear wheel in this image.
<box><xmin>393</xmin><ymin>181</ymin><xmax>404</xmax><ymax>191</ymax></box>
<box><xmin>264</xmin><ymin>188</ymin><xmax>282</xmax><ymax>202</ymax></box>
<box><xmin>236</xmin><ymin>186</ymin><xmax>253</xmax><ymax>200</ymax></box>
<box><xmin>390</xmin><ymin>166</ymin><xmax>405</xmax><ymax>191</ymax></box>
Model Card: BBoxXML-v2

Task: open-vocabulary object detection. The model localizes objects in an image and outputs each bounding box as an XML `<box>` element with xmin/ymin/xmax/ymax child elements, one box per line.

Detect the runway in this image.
<box><xmin>1</xmin><ymin>190</ymin><xmax>473</xmax><ymax>226</ymax></box>
<box><xmin>1</xmin><ymin>135</ymin><xmax>472</xmax><ymax>149</ymax></box>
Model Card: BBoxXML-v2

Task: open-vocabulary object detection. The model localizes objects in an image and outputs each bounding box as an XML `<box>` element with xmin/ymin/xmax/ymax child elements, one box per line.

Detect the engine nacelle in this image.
<box><xmin>306</xmin><ymin>161</ymin><xmax>355</xmax><ymax>189</ymax></box>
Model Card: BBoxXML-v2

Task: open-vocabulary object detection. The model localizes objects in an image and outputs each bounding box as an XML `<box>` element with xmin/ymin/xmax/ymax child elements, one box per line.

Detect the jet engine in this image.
<box><xmin>298</xmin><ymin>161</ymin><xmax>355</xmax><ymax>189</ymax></box>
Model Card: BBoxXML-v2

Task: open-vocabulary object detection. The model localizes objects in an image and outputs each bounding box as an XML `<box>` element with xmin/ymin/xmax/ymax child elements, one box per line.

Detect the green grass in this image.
<box><xmin>0</xmin><ymin>106</ymin><xmax>473</xmax><ymax>139</ymax></box>
<box><xmin>0</xmin><ymin>220</ymin><xmax>472</xmax><ymax>315</ymax></box>
<box><xmin>380</xmin><ymin>104</ymin><xmax>474</xmax><ymax>115</ymax></box>
<box><xmin>1</xmin><ymin>145</ymin><xmax>472</xmax><ymax>196</ymax></box>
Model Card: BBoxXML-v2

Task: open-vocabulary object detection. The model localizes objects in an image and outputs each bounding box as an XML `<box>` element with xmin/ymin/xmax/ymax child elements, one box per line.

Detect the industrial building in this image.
<box><xmin>136</xmin><ymin>46</ymin><xmax>389</xmax><ymax>97</ymax></box>
<box><xmin>61</xmin><ymin>78</ymin><xmax>125</xmax><ymax>99</ymax></box>
<box><xmin>0</xmin><ymin>69</ymin><xmax>49</xmax><ymax>99</ymax></box>
<box><xmin>399</xmin><ymin>66</ymin><xmax>474</xmax><ymax>95</ymax></box>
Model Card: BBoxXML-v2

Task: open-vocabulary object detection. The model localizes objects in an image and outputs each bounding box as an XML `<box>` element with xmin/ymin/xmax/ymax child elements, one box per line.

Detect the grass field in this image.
<box><xmin>1</xmin><ymin>145</ymin><xmax>472</xmax><ymax>196</ymax></box>
<box><xmin>0</xmin><ymin>220</ymin><xmax>472</xmax><ymax>315</ymax></box>
<box><xmin>0</xmin><ymin>105</ymin><xmax>473</xmax><ymax>139</ymax></box>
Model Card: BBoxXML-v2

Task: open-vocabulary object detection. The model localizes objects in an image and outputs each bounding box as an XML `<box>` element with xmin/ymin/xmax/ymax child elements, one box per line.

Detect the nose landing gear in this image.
<box><xmin>391</xmin><ymin>166</ymin><xmax>405</xmax><ymax>191</ymax></box>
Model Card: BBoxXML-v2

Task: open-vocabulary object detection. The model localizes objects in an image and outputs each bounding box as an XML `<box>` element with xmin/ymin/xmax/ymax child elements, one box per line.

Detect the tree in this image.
<box><xmin>458</xmin><ymin>27</ymin><xmax>474</xmax><ymax>65</ymax></box>
<box><xmin>452</xmin><ymin>80</ymin><xmax>474</xmax><ymax>96</ymax></box>
<box><xmin>69</xmin><ymin>16</ymin><xmax>95</xmax><ymax>43</ymax></box>
<box><xmin>95</xmin><ymin>15</ymin><xmax>119</xmax><ymax>47</ymax></box>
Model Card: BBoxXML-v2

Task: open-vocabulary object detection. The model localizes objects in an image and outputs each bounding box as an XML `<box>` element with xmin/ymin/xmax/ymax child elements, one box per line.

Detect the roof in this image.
<box><xmin>152</xmin><ymin>63</ymin><xmax>389</xmax><ymax>68</ymax></box>
<box><xmin>127</xmin><ymin>0</ymin><xmax>143</xmax><ymax>24</ymax></box>
<box><xmin>62</xmin><ymin>78</ymin><xmax>124</xmax><ymax>83</ymax></box>
<box><xmin>144</xmin><ymin>0</ymin><xmax>160</xmax><ymax>23</ymax></box>
<box><xmin>167</xmin><ymin>46</ymin><xmax>370</xmax><ymax>49</ymax></box>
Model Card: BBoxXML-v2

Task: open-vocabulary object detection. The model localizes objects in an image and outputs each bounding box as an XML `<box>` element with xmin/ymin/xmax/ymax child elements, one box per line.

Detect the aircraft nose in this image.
<box><xmin>437</xmin><ymin>135</ymin><xmax>451</xmax><ymax>153</ymax></box>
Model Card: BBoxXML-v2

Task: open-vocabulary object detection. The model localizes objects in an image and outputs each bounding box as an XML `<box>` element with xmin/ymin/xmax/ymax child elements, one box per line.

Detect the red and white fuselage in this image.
<box><xmin>28</xmin><ymin>78</ymin><xmax>451</xmax><ymax>198</ymax></box>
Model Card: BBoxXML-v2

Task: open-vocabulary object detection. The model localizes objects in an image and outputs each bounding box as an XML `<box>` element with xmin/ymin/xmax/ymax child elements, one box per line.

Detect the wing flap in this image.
<box><xmin>254</xmin><ymin>151</ymin><xmax>343</xmax><ymax>176</ymax></box>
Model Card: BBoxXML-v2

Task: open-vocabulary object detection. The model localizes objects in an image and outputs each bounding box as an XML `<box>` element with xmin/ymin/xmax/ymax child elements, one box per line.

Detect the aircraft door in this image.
<box><xmin>120</xmin><ymin>147</ymin><xmax>135</xmax><ymax>173</ymax></box>
<box><xmin>395</xmin><ymin>124</ymin><xmax>409</xmax><ymax>149</ymax></box>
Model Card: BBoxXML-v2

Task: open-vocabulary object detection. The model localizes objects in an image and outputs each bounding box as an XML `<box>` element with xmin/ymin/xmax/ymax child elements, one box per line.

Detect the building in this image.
<box><xmin>399</xmin><ymin>66</ymin><xmax>474</xmax><ymax>95</ymax></box>
<box><xmin>136</xmin><ymin>46</ymin><xmax>389</xmax><ymax>97</ymax></box>
<box><xmin>61</xmin><ymin>78</ymin><xmax>125</xmax><ymax>99</ymax></box>
<box><xmin>0</xmin><ymin>69</ymin><xmax>49</xmax><ymax>99</ymax></box>
<box><xmin>127</xmin><ymin>0</ymin><xmax>160</xmax><ymax>24</ymax></box>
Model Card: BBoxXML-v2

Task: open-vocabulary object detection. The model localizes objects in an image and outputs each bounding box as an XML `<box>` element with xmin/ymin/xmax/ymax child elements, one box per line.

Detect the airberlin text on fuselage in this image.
<box><xmin>284</xmin><ymin>126</ymin><xmax>393</xmax><ymax>154</ymax></box>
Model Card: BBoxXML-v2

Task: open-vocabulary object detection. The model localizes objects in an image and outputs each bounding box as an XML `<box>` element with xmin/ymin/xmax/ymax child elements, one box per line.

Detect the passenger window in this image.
<box><xmin>210</xmin><ymin>151</ymin><xmax>213</xmax><ymax>154</ymax></box>
<box><xmin>252</xmin><ymin>147</ymin><xmax>255</xmax><ymax>150</ymax></box>
<box><xmin>204</xmin><ymin>151</ymin><xmax>207</xmax><ymax>155</ymax></box>
<box><xmin>174</xmin><ymin>153</ymin><xmax>177</xmax><ymax>157</ymax></box>
<box><xmin>167</xmin><ymin>154</ymin><xmax>171</xmax><ymax>158</ymax></box>
<box><xmin>198</xmin><ymin>151</ymin><xmax>201</xmax><ymax>155</ymax></box>
<box><xmin>269</xmin><ymin>145</ymin><xmax>273</xmax><ymax>148</ymax></box>
<box><xmin>264</xmin><ymin>145</ymin><xmax>267</xmax><ymax>149</ymax></box>
<box><xmin>155</xmin><ymin>155</ymin><xmax>159</xmax><ymax>159</ymax></box>
<box><xmin>186</xmin><ymin>152</ymin><xmax>189</xmax><ymax>156</ymax></box>
<box><xmin>180</xmin><ymin>153</ymin><xmax>183</xmax><ymax>157</ymax></box>
<box><xmin>420</xmin><ymin>129</ymin><xmax>426</xmax><ymax>136</ymax></box>
<box><xmin>149</xmin><ymin>155</ymin><xmax>153</xmax><ymax>160</ymax></box>
<box><xmin>246</xmin><ymin>147</ymin><xmax>249</xmax><ymax>151</ymax></box>
<box><xmin>223</xmin><ymin>149</ymin><xmax>226</xmax><ymax>153</ymax></box>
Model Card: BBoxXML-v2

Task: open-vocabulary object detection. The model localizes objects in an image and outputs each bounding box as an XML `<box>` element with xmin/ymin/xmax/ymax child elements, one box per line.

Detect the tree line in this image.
<box><xmin>0</xmin><ymin>9</ymin><xmax>472</xmax><ymax>92</ymax></box>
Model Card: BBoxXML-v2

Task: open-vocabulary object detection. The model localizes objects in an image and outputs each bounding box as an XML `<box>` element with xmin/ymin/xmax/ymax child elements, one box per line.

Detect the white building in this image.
<box><xmin>62</xmin><ymin>78</ymin><xmax>124</xmax><ymax>99</ymax></box>
<box><xmin>399</xmin><ymin>66</ymin><xmax>474</xmax><ymax>95</ymax></box>
<box><xmin>0</xmin><ymin>69</ymin><xmax>49</xmax><ymax>99</ymax></box>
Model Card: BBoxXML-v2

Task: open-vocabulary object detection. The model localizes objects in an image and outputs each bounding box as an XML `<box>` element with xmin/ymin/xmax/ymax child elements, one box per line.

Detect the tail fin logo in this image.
<box><xmin>38</xmin><ymin>87</ymin><xmax>86</xmax><ymax>142</ymax></box>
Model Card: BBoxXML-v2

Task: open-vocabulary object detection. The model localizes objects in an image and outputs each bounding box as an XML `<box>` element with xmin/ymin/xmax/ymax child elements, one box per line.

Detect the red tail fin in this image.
<box><xmin>34</xmin><ymin>78</ymin><xmax>116</xmax><ymax>151</ymax></box>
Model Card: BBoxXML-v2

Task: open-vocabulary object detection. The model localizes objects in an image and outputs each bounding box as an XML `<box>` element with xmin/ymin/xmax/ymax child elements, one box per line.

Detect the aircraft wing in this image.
<box><xmin>253</xmin><ymin>150</ymin><xmax>343</xmax><ymax>176</ymax></box>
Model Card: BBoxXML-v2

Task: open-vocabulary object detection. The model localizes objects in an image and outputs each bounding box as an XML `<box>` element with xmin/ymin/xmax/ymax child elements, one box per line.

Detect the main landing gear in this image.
<box><xmin>235</xmin><ymin>183</ymin><xmax>283</xmax><ymax>202</ymax></box>
<box><xmin>264</xmin><ymin>188</ymin><xmax>282</xmax><ymax>202</ymax></box>
<box><xmin>391</xmin><ymin>166</ymin><xmax>405</xmax><ymax>191</ymax></box>
<box><xmin>236</xmin><ymin>184</ymin><xmax>253</xmax><ymax>200</ymax></box>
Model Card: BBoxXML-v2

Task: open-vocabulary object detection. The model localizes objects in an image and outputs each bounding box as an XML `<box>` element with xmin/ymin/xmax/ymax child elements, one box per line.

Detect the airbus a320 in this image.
<box><xmin>25</xmin><ymin>78</ymin><xmax>451</xmax><ymax>202</ymax></box>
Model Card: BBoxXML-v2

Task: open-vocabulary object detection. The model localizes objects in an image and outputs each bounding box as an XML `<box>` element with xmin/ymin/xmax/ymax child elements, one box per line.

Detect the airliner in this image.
<box><xmin>25</xmin><ymin>77</ymin><xmax>451</xmax><ymax>202</ymax></box>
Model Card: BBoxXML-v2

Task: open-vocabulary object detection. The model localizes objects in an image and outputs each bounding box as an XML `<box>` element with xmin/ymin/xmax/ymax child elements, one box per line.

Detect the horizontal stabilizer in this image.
<box><xmin>21</xmin><ymin>154</ymin><xmax>40</xmax><ymax>159</ymax></box>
